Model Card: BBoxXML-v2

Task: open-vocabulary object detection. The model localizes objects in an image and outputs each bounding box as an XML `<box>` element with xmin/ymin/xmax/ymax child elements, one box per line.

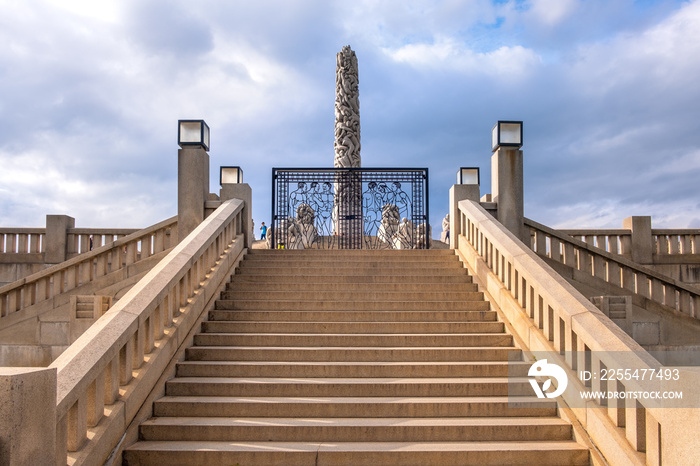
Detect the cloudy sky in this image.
<box><xmin>1</xmin><ymin>0</ymin><xmax>699</xmax><ymax>235</ymax></box>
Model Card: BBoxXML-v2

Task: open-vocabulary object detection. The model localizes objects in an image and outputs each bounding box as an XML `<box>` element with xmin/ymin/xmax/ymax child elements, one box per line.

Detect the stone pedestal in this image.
<box><xmin>449</xmin><ymin>185</ymin><xmax>480</xmax><ymax>249</ymax></box>
<box><xmin>491</xmin><ymin>148</ymin><xmax>527</xmax><ymax>243</ymax></box>
<box><xmin>178</xmin><ymin>146</ymin><xmax>210</xmax><ymax>242</ymax></box>
<box><xmin>45</xmin><ymin>215</ymin><xmax>75</xmax><ymax>263</ymax></box>
<box><xmin>220</xmin><ymin>183</ymin><xmax>253</xmax><ymax>248</ymax></box>
<box><xmin>0</xmin><ymin>368</ymin><xmax>57</xmax><ymax>465</ymax></box>
<box><xmin>623</xmin><ymin>216</ymin><xmax>653</xmax><ymax>264</ymax></box>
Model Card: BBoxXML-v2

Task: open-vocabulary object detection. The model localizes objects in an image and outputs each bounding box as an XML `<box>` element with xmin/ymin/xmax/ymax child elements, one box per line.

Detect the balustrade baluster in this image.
<box><xmin>67</xmin><ymin>397</ymin><xmax>87</xmax><ymax>452</ymax></box>
<box><xmin>18</xmin><ymin>234</ymin><xmax>28</xmax><ymax>253</ymax></box>
<box><xmin>636</xmin><ymin>275</ymin><xmax>651</xmax><ymax>299</ymax></box>
<box><xmin>87</xmin><ymin>373</ymin><xmax>105</xmax><ymax>427</ymax></box>
<box><xmin>104</xmin><ymin>358</ymin><xmax>120</xmax><ymax>405</ymax></box>
<box><xmin>657</xmin><ymin>235</ymin><xmax>668</xmax><ymax>255</ymax></box>
<box><xmin>679</xmin><ymin>290</ymin><xmax>692</xmax><ymax>316</ymax></box>
<box><xmin>651</xmin><ymin>278</ymin><xmax>664</xmax><ymax>303</ymax></box>
<box><xmin>622</xmin><ymin>268</ymin><xmax>636</xmax><ymax>292</ymax></box>
<box><xmin>120</xmin><ymin>339</ymin><xmax>134</xmax><ymax>385</ymax></box>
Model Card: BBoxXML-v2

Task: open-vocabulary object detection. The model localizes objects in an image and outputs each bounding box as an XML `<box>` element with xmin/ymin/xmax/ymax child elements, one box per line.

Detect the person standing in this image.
<box><xmin>260</xmin><ymin>222</ymin><xmax>267</xmax><ymax>240</ymax></box>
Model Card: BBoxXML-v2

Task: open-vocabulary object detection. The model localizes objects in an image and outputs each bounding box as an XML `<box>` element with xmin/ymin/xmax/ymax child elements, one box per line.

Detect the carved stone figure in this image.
<box><xmin>377</xmin><ymin>204</ymin><xmax>400</xmax><ymax>245</ymax></box>
<box><xmin>288</xmin><ymin>203</ymin><xmax>318</xmax><ymax>249</ymax></box>
<box><xmin>416</xmin><ymin>223</ymin><xmax>432</xmax><ymax>249</ymax></box>
<box><xmin>392</xmin><ymin>217</ymin><xmax>415</xmax><ymax>250</ymax></box>
<box><xmin>334</xmin><ymin>46</ymin><xmax>362</xmax><ymax>244</ymax></box>
<box><xmin>334</xmin><ymin>46</ymin><xmax>360</xmax><ymax>169</ymax></box>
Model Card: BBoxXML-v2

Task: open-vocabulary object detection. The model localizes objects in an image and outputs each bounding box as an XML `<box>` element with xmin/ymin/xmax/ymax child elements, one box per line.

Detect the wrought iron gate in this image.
<box><xmin>271</xmin><ymin>168</ymin><xmax>429</xmax><ymax>249</ymax></box>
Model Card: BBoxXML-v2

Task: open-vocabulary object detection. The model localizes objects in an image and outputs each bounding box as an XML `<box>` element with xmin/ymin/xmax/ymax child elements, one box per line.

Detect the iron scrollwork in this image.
<box><xmin>272</xmin><ymin>168</ymin><xmax>429</xmax><ymax>249</ymax></box>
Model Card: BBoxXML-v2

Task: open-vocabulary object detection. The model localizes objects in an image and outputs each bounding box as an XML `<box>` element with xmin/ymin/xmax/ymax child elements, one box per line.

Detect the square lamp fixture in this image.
<box><xmin>491</xmin><ymin>120</ymin><xmax>522</xmax><ymax>152</ymax></box>
<box><xmin>178</xmin><ymin>120</ymin><xmax>210</xmax><ymax>151</ymax></box>
<box><xmin>457</xmin><ymin>167</ymin><xmax>480</xmax><ymax>185</ymax></box>
<box><xmin>220</xmin><ymin>166</ymin><xmax>243</xmax><ymax>185</ymax></box>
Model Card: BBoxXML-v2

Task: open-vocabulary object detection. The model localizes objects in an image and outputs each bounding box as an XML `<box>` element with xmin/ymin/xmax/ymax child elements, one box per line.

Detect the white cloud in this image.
<box><xmin>384</xmin><ymin>36</ymin><xmax>541</xmax><ymax>79</ymax></box>
<box><xmin>526</xmin><ymin>0</ymin><xmax>578</xmax><ymax>26</ymax></box>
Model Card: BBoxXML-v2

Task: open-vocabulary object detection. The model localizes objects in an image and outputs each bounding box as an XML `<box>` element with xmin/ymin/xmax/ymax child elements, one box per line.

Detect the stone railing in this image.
<box><xmin>0</xmin><ymin>227</ymin><xmax>139</xmax><ymax>258</ymax></box>
<box><xmin>559</xmin><ymin>229</ymin><xmax>632</xmax><ymax>256</ymax></box>
<box><xmin>0</xmin><ymin>217</ymin><xmax>177</xmax><ymax>321</ymax></box>
<box><xmin>457</xmin><ymin>200</ymin><xmax>698</xmax><ymax>466</ymax></box>
<box><xmin>651</xmin><ymin>229</ymin><xmax>700</xmax><ymax>258</ymax></box>
<box><xmin>559</xmin><ymin>228</ymin><xmax>700</xmax><ymax>259</ymax></box>
<box><xmin>526</xmin><ymin>219</ymin><xmax>699</xmax><ymax>319</ymax></box>
<box><xmin>66</xmin><ymin>228</ymin><xmax>139</xmax><ymax>258</ymax></box>
<box><xmin>49</xmin><ymin>199</ymin><xmax>246</xmax><ymax>465</ymax></box>
<box><xmin>0</xmin><ymin>228</ymin><xmax>46</xmax><ymax>255</ymax></box>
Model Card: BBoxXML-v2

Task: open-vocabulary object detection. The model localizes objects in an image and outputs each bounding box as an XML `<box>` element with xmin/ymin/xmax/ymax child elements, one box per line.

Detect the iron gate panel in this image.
<box><xmin>271</xmin><ymin>168</ymin><xmax>429</xmax><ymax>249</ymax></box>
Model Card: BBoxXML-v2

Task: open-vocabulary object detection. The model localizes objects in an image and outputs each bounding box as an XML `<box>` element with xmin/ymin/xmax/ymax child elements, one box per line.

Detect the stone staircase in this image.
<box><xmin>124</xmin><ymin>249</ymin><xmax>589</xmax><ymax>465</ymax></box>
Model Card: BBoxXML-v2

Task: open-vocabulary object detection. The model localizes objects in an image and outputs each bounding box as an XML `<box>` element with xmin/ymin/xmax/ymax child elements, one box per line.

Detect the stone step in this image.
<box><xmin>185</xmin><ymin>346</ymin><xmax>519</xmax><ymax>362</ymax></box>
<box><xmin>207</xmin><ymin>309</ymin><xmax>498</xmax><ymax>322</ymax></box>
<box><xmin>200</xmin><ymin>320</ymin><xmax>505</xmax><ymax>334</ymax></box>
<box><xmin>243</xmin><ymin>253</ymin><xmax>461</xmax><ymax>263</ymax></box>
<box><xmin>247</xmin><ymin>248</ymin><xmax>457</xmax><ymax>257</ymax></box>
<box><xmin>238</xmin><ymin>259</ymin><xmax>463</xmax><ymax>270</ymax></box>
<box><xmin>138</xmin><ymin>416</ymin><xmax>573</xmax><ymax>442</ymax></box>
<box><xmin>153</xmin><ymin>396</ymin><xmax>557</xmax><ymax>418</ymax></box>
<box><xmin>192</xmin><ymin>333</ymin><xmax>513</xmax><ymax>348</ymax></box>
<box><xmin>175</xmin><ymin>360</ymin><xmax>527</xmax><ymax>378</ymax></box>
<box><xmin>164</xmin><ymin>377</ymin><xmax>531</xmax><ymax>397</ymax></box>
<box><xmin>230</xmin><ymin>274</ymin><xmax>474</xmax><ymax>285</ymax></box>
<box><xmin>226</xmin><ymin>280</ymin><xmax>477</xmax><ymax>292</ymax></box>
<box><xmin>220</xmin><ymin>290</ymin><xmax>483</xmax><ymax>302</ymax></box>
<box><xmin>124</xmin><ymin>440</ymin><xmax>590</xmax><ymax>466</ymax></box>
<box><xmin>214</xmin><ymin>299</ymin><xmax>490</xmax><ymax>311</ymax></box>
<box><xmin>236</xmin><ymin>265</ymin><xmax>468</xmax><ymax>276</ymax></box>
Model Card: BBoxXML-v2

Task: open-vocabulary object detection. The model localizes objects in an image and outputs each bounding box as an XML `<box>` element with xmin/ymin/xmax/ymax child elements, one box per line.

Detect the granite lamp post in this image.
<box><xmin>450</xmin><ymin>168</ymin><xmax>481</xmax><ymax>249</ymax></box>
<box><xmin>219</xmin><ymin>165</ymin><xmax>253</xmax><ymax>248</ymax></box>
<box><xmin>491</xmin><ymin>120</ymin><xmax>527</xmax><ymax>243</ymax></box>
<box><xmin>177</xmin><ymin>119</ymin><xmax>210</xmax><ymax>241</ymax></box>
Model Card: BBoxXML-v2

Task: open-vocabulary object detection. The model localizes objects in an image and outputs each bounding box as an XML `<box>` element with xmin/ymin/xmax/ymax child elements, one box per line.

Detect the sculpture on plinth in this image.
<box><xmin>377</xmin><ymin>204</ymin><xmax>400</xmax><ymax>246</ymax></box>
<box><xmin>393</xmin><ymin>217</ymin><xmax>415</xmax><ymax>249</ymax></box>
<box><xmin>416</xmin><ymin>223</ymin><xmax>432</xmax><ymax>249</ymax></box>
<box><xmin>288</xmin><ymin>203</ymin><xmax>318</xmax><ymax>249</ymax></box>
<box><xmin>441</xmin><ymin>214</ymin><xmax>450</xmax><ymax>243</ymax></box>
<box><xmin>333</xmin><ymin>45</ymin><xmax>362</xmax><ymax>246</ymax></box>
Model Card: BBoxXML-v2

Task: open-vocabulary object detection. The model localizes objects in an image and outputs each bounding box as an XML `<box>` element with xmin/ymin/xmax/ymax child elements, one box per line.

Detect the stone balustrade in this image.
<box><xmin>66</xmin><ymin>228</ymin><xmax>138</xmax><ymax>258</ymax></box>
<box><xmin>47</xmin><ymin>199</ymin><xmax>245</xmax><ymax>465</ymax></box>
<box><xmin>458</xmin><ymin>199</ymin><xmax>699</xmax><ymax>466</ymax></box>
<box><xmin>651</xmin><ymin>229</ymin><xmax>700</xmax><ymax>257</ymax></box>
<box><xmin>526</xmin><ymin>218</ymin><xmax>699</xmax><ymax>320</ymax></box>
<box><xmin>0</xmin><ymin>228</ymin><xmax>46</xmax><ymax>255</ymax></box>
<box><xmin>558</xmin><ymin>227</ymin><xmax>700</xmax><ymax>258</ymax></box>
<box><xmin>0</xmin><ymin>217</ymin><xmax>177</xmax><ymax>321</ymax></box>
<box><xmin>558</xmin><ymin>229</ymin><xmax>632</xmax><ymax>256</ymax></box>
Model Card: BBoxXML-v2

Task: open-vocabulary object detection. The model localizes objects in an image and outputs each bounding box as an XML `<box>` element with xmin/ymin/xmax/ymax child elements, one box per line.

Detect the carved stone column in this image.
<box><xmin>334</xmin><ymin>46</ymin><xmax>362</xmax><ymax>247</ymax></box>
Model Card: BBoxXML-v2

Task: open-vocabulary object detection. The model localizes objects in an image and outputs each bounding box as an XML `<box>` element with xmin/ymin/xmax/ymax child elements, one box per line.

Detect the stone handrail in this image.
<box><xmin>0</xmin><ymin>217</ymin><xmax>177</xmax><ymax>320</ymax></box>
<box><xmin>559</xmin><ymin>227</ymin><xmax>700</xmax><ymax>258</ymax></box>
<box><xmin>49</xmin><ymin>199</ymin><xmax>246</xmax><ymax>465</ymax></box>
<box><xmin>0</xmin><ymin>228</ymin><xmax>46</xmax><ymax>255</ymax></box>
<box><xmin>458</xmin><ymin>200</ymin><xmax>698</xmax><ymax>465</ymax></box>
<box><xmin>651</xmin><ymin>229</ymin><xmax>700</xmax><ymax>256</ymax></box>
<box><xmin>526</xmin><ymin>218</ymin><xmax>699</xmax><ymax>319</ymax></box>
<box><xmin>558</xmin><ymin>229</ymin><xmax>632</xmax><ymax>256</ymax></box>
<box><xmin>66</xmin><ymin>228</ymin><xmax>139</xmax><ymax>257</ymax></box>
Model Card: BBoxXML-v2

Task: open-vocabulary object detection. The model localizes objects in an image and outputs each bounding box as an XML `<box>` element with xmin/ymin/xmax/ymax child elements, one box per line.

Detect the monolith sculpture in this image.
<box><xmin>334</xmin><ymin>45</ymin><xmax>362</xmax><ymax>246</ymax></box>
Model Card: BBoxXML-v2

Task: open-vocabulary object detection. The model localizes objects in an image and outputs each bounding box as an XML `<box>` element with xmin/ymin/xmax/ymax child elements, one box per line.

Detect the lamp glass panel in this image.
<box><xmin>203</xmin><ymin>123</ymin><xmax>210</xmax><ymax>149</ymax></box>
<box><xmin>499</xmin><ymin>122</ymin><xmax>521</xmax><ymax>145</ymax></box>
<box><xmin>221</xmin><ymin>168</ymin><xmax>241</xmax><ymax>184</ymax></box>
<box><xmin>459</xmin><ymin>168</ymin><xmax>479</xmax><ymax>185</ymax></box>
<box><xmin>180</xmin><ymin>122</ymin><xmax>202</xmax><ymax>143</ymax></box>
<box><xmin>492</xmin><ymin>125</ymin><xmax>498</xmax><ymax>150</ymax></box>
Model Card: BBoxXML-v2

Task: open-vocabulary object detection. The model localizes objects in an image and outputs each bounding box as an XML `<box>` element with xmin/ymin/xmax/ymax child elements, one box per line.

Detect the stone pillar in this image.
<box><xmin>45</xmin><ymin>215</ymin><xmax>75</xmax><ymax>263</ymax></box>
<box><xmin>220</xmin><ymin>183</ymin><xmax>253</xmax><ymax>249</ymax></box>
<box><xmin>334</xmin><ymin>46</ymin><xmax>362</xmax><ymax>246</ymax></box>
<box><xmin>491</xmin><ymin>148</ymin><xmax>527</xmax><ymax>243</ymax></box>
<box><xmin>623</xmin><ymin>216</ymin><xmax>653</xmax><ymax>264</ymax></box>
<box><xmin>449</xmin><ymin>185</ymin><xmax>480</xmax><ymax>249</ymax></box>
<box><xmin>178</xmin><ymin>146</ymin><xmax>210</xmax><ymax>242</ymax></box>
<box><xmin>0</xmin><ymin>367</ymin><xmax>57</xmax><ymax>465</ymax></box>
